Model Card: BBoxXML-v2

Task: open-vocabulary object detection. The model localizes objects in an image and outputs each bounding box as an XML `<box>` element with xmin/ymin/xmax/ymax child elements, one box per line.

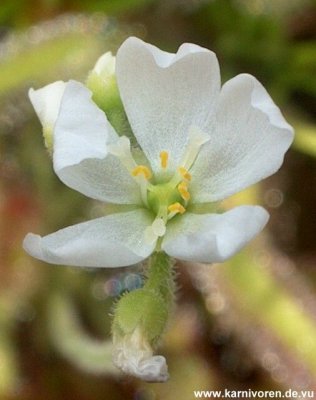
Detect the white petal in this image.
<box><xmin>23</xmin><ymin>209</ymin><xmax>156</xmax><ymax>268</ymax></box>
<box><xmin>116</xmin><ymin>37</ymin><xmax>220</xmax><ymax>174</ymax></box>
<box><xmin>162</xmin><ymin>206</ymin><xmax>269</xmax><ymax>263</ymax></box>
<box><xmin>29</xmin><ymin>81</ymin><xmax>66</xmax><ymax>128</ymax></box>
<box><xmin>53</xmin><ymin>80</ymin><xmax>141</xmax><ymax>204</ymax></box>
<box><xmin>190</xmin><ymin>74</ymin><xmax>294</xmax><ymax>202</ymax></box>
<box><xmin>113</xmin><ymin>327</ymin><xmax>169</xmax><ymax>382</ymax></box>
<box><xmin>53</xmin><ymin>80</ymin><xmax>116</xmax><ymax>170</ymax></box>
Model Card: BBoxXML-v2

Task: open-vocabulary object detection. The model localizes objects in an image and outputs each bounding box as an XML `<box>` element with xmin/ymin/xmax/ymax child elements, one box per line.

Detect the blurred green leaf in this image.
<box><xmin>0</xmin><ymin>298</ymin><xmax>19</xmax><ymax>396</ymax></box>
<box><xmin>292</xmin><ymin>121</ymin><xmax>316</xmax><ymax>158</ymax></box>
<box><xmin>0</xmin><ymin>34</ymin><xmax>101</xmax><ymax>95</ymax></box>
<box><xmin>48</xmin><ymin>293</ymin><xmax>117</xmax><ymax>375</ymax></box>
<box><xmin>79</xmin><ymin>0</ymin><xmax>155</xmax><ymax>14</ymax></box>
<box><xmin>223</xmin><ymin>248</ymin><xmax>316</xmax><ymax>373</ymax></box>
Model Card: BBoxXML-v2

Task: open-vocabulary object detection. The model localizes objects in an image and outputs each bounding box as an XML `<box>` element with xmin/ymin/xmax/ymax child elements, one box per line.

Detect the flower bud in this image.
<box><xmin>86</xmin><ymin>52</ymin><xmax>134</xmax><ymax>141</ymax></box>
<box><xmin>86</xmin><ymin>52</ymin><xmax>117</xmax><ymax>109</ymax></box>
<box><xmin>93</xmin><ymin>52</ymin><xmax>116</xmax><ymax>78</ymax></box>
<box><xmin>86</xmin><ymin>52</ymin><xmax>121</xmax><ymax>117</ymax></box>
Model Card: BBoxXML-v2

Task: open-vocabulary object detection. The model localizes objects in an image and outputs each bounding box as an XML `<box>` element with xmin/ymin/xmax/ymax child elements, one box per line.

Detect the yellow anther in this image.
<box><xmin>178</xmin><ymin>181</ymin><xmax>191</xmax><ymax>201</ymax></box>
<box><xmin>131</xmin><ymin>165</ymin><xmax>152</xmax><ymax>180</ymax></box>
<box><xmin>179</xmin><ymin>190</ymin><xmax>190</xmax><ymax>201</ymax></box>
<box><xmin>178</xmin><ymin>166</ymin><xmax>191</xmax><ymax>181</ymax></box>
<box><xmin>168</xmin><ymin>202</ymin><xmax>186</xmax><ymax>215</ymax></box>
<box><xmin>178</xmin><ymin>181</ymin><xmax>188</xmax><ymax>190</ymax></box>
<box><xmin>159</xmin><ymin>151</ymin><xmax>169</xmax><ymax>169</ymax></box>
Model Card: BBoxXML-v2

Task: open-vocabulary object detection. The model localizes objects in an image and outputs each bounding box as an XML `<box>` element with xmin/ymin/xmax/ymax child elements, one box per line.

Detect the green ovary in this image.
<box><xmin>147</xmin><ymin>182</ymin><xmax>185</xmax><ymax>219</ymax></box>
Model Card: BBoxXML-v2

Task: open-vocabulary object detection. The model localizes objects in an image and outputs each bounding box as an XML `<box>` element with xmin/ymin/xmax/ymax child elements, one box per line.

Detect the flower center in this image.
<box><xmin>108</xmin><ymin>126</ymin><xmax>209</xmax><ymax>244</ymax></box>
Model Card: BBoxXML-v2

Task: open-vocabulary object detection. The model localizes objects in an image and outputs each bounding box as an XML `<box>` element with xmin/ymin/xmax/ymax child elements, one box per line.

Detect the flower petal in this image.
<box><xmin>29</xmin><ymin>81</ymin><xmax>66</xmax><ymax>129</ymax></box>
<box><xmin>190</xmin><ymin>74</ymin><xmax>294</xmax><ymax>202</ymax></box>
<box><xmin>53</xmin><ymin>80</ymin><xmax>141</xmax><ymax>204</ymax></box>
<box><xmin>162</xmin><ymin>206</ymin><xmax>269</xmax><ymax>263</ymax></box>
<box><xmin>116</xmin><ymin>37</ymin><xmax>220</xmax><ymax>173</ymax></box>
<box><xmin>113</xmin><ymin>327</ymin><xmax>169</xmax><ymax>382</ymax></box>
<box><xmin>23</xmin><ymin>209</ymin><xmax>156</xmax><ymax>268</ymax></box>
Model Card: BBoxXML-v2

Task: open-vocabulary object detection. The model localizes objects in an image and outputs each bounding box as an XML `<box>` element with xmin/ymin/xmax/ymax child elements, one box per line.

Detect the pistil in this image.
<box><xmin>168</xmin><ymin>126</ymin><xmax>209</xmax><ymax>188</ymax></box>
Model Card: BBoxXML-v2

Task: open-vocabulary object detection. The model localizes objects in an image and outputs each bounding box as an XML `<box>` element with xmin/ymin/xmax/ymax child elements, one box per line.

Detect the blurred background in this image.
<box><xmin>0</xmin><ymin>0</ymin><xmax>316</xmax><ymax>399</ymax></box>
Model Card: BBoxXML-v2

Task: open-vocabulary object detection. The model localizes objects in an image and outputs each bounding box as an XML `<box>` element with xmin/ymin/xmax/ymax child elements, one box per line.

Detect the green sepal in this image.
<box><xmin>112</xmin><ymin>252</ymin><xmax>175</xmax><ymax>347</ymax></box>
<box><xmin>112</xmin><ymin>288</ymin><xmax>168</xmax><ymax>345</ymax></box>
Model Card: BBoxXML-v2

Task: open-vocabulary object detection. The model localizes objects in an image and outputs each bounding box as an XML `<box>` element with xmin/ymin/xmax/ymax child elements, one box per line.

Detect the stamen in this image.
<box><xmin>178</xmin><ymin>181</ymin><xmax>191</xmax><ymax>201</ymax></box>
<box><xmin>159</xmin><ymin>151</ymin><xmax>169</xmax><ymax>169</ymax></box>
<box><xmin>178</xmin><ymin>167</ymin><xmax>191</xmax><ymax>181</ymax></box>
<box><xmin>168</xmin><ymin>202</ymin><xmax>186</xmax><ymax>216</ymax></box>
<box><xmin>131</xmin><ymin>165</ymin><xmax>152</xmax><ymax>180</ymax></box>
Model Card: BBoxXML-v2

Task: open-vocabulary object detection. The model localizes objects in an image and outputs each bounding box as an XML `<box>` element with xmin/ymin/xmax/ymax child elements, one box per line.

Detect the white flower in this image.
<box><xmin>23</xmin><ymin>37</ymin><xmax>294</xmax><ymax>268</ymax></box>
<box><xmin>112</xmin><ymin>327</ymin><xmax>169</xmax><ymax>382</ymax></box>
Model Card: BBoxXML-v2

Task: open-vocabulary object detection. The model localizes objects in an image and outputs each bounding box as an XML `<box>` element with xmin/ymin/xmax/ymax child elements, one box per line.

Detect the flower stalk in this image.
<box><xmin>144</xmin><ymin>251</ymin><xmax>175</xmax><ymax>308</ymax></box>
